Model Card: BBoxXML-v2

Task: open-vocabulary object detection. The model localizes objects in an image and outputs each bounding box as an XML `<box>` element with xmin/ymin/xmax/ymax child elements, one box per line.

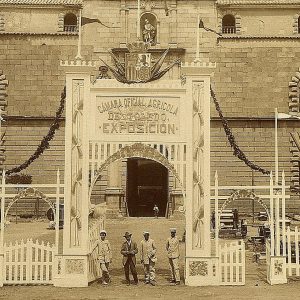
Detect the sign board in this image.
<box><xmin>95</xmin><ymin>95</ymin><xmax>181</xmax><ymax>137</ymax></box>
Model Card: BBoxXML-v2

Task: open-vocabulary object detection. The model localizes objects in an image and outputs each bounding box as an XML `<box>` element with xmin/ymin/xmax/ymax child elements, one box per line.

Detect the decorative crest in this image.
<box><xmin>100</xmin><ymin>40</ymin><xmax>180</xmax><ymax>84</ymax></box>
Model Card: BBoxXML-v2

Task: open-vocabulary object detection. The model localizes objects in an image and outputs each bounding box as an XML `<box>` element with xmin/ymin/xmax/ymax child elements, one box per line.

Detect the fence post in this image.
<box><xmin>281</xmin><ymin>171</ymin><xmax>286</xmax><ymax>258</ymax></box>
<box><xmin>270</xmin><ymin>172</ymin><xmax>275</xmax><ymax>256</ymax></box>
<box><xmin>55</xmin><ymin>169</ymin><xmax>60</xmax><ymax>255</ymax></box>
<box><xmin>287</xmin><ymin>226</ymin><xmax>292</xmax><ymax>276</ymax></box>
<box><xmin>0</xmin><ymin>170</ymin><xmax>5</xmax><ymax>287</ymax></box>
<box><xmin>214</xmin><ymin>171</ymin><xmax>219</xmax><ymax>257</ymax></box>
<box><xmin>295</xmin><ymin>226</ymin><xmax>299</xmax><ymax>276</ymax></box>
<box><xmin>275</xmin><ymin>178</ymin><xmax>280</xmax><ymax>256</ymax></box>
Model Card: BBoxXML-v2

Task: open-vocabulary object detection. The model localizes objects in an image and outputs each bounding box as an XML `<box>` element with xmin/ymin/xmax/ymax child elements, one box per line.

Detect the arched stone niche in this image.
<box><xmin>140</xmin><ymin>12</ymin><xmax>157</xmax><ymax>45</ymax></box>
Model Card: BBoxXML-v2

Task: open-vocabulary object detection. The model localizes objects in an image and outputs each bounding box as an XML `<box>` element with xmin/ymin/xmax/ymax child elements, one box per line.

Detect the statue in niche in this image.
<box><xmin>141</xmin><ymin>17</ymin><xmax>156</xmax><ymax>45</ymax></box>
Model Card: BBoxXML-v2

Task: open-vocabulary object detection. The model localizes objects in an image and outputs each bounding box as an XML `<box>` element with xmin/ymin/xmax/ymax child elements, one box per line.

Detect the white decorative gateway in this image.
<box><xmin>55</xmin><ymin>59</ymin><xmax>216</xmax><ymax>287</ymax></box>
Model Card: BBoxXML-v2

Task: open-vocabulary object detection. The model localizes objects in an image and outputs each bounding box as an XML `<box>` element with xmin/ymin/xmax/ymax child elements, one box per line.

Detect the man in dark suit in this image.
<box><xmin>121</xmin><ymin>231</ymin><xmax>139</xmax><ymax>285</ymax></box>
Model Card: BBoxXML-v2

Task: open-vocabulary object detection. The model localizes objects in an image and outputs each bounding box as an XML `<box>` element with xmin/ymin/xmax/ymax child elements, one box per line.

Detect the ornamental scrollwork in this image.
<box><xmin>189</xmin><ymin>261</ymin><xmax>208</xmax><ymax>277</ymax></box>
<box><xmin>65</xmin><ymin>259</ymin><xmax>84</xmax><ymax>274</ymax></box>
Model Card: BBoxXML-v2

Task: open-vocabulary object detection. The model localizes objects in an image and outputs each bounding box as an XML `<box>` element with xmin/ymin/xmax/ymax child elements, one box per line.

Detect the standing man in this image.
<box><xmin>121</xmin><ymin>231</ymin><xmax>139</xmax><ymax>285</ymax></box>
<box><xmin>166</xmin><ymin>228</ymin><xmax>180</xmax><ymax>285</ymax></box>
<box><xmin>140</xmin><ymin>231</ymin><xmax>157</xmax><ymax>285</ymax></box>
<box><xmin>97</xmin><ymin>230</ymin><xmax>112</xmax><ymax>285</ymax></box>
<box><xmin>153</xmin><ymin>204</ymin><xmax>159</xmax><ymax>218</ymax></box>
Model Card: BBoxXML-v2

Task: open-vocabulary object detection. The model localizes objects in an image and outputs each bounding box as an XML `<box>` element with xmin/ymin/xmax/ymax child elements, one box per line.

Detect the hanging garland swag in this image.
<box><xmin>210</xmin><ymin>86</ymin><xmax>270</xmax><ymax>175</ymax></box>
<box><xmin>5</xmin><ymin>85</ymin><xmax>269</xmax><ymax>176</ymax></box>
<box><xmin>6</xmin><ymin>86</ymin><xmax>66</xmax><ymax>175</ymax></box>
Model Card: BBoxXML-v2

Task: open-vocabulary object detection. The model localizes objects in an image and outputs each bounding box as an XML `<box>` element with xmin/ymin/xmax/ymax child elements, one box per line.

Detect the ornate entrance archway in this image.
<box><xmin>58</xmin><ymin>59</ymin><xmax>216</xmax><ymax>287</ymax></box>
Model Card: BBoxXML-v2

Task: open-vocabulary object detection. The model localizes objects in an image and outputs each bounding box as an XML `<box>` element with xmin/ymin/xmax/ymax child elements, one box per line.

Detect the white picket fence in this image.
<box><xmin>3</xmin><ymin>239</ymin><xmax>55</xmax><ymax>284</ymax></box>
<box><xmin>284</xmin><ymin>226</ymin><xmax>300</xmax><ymax>277</ymax></box>
<box><xmin>219</xmin><ymin>240</ymin><xmax>245</xmax><ymax>285</ymax></box>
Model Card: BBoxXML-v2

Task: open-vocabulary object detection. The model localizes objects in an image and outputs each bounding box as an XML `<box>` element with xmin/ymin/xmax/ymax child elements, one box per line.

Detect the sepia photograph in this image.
<box><xmin>0</xmin><ymin>0</ymin><xmax>299</xmax><ymax>299</ymax></box>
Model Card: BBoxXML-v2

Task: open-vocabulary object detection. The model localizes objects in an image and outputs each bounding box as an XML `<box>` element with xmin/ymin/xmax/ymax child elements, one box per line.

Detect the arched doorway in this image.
<box><xmin>89</xmin><ymin>143</ymin><xmax>186</xmax><ymax>218</ymax></box>
<box><xmin>127</xmin><ymin>157</ymin><xmax>168</xmax><ymax>217</ymax></box>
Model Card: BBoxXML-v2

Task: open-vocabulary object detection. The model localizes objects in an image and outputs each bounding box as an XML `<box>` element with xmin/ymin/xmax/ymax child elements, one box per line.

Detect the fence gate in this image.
<box><xmin>219</xmin><ymin>240</ymin><xmax>245</xmax><ymax>285</ymax></box>
<box><xmin>3</xmin><ymin>239</ymin><xmax>55</xmax><ymax>285</ymax></box>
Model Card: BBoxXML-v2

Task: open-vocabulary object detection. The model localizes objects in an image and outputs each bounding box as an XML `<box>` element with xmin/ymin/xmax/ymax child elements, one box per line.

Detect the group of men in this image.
<box><xmin>97</xmin><ymin>228</ymin><xmax>181</xmax><ymax>286</ymax></box>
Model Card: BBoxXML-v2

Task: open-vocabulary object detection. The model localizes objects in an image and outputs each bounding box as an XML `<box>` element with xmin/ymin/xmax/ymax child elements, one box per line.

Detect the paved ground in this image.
<box><xmin>0</xmin><ymin>218</ymin><xmax>298</xmax><ymax>299</ymax></box>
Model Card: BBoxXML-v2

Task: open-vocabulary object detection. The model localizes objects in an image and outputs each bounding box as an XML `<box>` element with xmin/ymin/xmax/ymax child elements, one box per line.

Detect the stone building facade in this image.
<box><xmin>1</xmin><ymin>0</ymin><xmax>300</xmax><ymax>216</ymax></box>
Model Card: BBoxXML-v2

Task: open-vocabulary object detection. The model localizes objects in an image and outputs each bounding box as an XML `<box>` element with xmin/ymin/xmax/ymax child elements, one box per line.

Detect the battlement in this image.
<box><xmin>181</xmin><ymin>61</ymin><xmax>216</xmax><ymax>69</ymax></box>
<box><xmin>60</xmin><ymin>60</ymin><xmax>97</xmax><ymax>67</ymax></box>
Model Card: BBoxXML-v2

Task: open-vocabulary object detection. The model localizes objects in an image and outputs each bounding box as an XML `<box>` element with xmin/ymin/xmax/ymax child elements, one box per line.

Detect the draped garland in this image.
<box><xmin>6</xmin><ymin>86</ymin><xmax>66</xmax><ymax>175</ymax></box>
<box><xmin>210</xmin><ymin>86</ymin><xmax>270</xmax><ymax>175</ymax></box>
<box><xmin>4</xmin><ymin>84</ymin><xmax>270</xmax><ymax>176</ymax></box>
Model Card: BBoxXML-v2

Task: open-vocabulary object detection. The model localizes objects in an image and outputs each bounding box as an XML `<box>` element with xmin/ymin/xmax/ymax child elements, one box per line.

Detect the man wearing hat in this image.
<box><xmin>121</xmin><ymin>232</ymin><xmax>139</xmax><ymax>285</ymax></box>
<box><xmin>166</xmin><ymin>228</ymin><xmax>180</xmax><ymax>285</ymax></box>
<box><xmin>97</xmin><ymin>230</ymin><xmax>112</xmax><ymax>285</ymax></box>
<box><xmin>140</xmin><ymin>231</ymin><xmax>157</xmax><ymax>285</ymax></box>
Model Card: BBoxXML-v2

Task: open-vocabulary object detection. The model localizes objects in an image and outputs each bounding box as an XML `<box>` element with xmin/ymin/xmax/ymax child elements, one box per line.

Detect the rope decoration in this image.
<box><xmin>6</xmin><ymin>86</ymin><xmax>66</xmax><ymax>175</ymax></box>
<box><xmin>210</xmin><ymin>86</ymin><xmax>270</xmax><ymax>175</ymax></box>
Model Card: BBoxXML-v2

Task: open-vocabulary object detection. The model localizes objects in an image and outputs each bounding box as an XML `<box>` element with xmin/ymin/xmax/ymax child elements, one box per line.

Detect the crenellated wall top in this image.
<box><xmin>181</xmin><ymin>61</ymin><xmax>216</xmax><ymax>69</ymax></box>
<box><xmin>92</xmin><ymin>79</ymin><xmax>184</xmax><ymax>91</ymax></box>
<box><xmin>60</xmin><ymin>60</ymin><xmax>97</xmax><ymax>67</ymax></box>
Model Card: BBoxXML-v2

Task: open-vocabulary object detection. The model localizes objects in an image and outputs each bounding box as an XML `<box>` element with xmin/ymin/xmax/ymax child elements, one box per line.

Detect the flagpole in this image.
<box><xmin>275</xmin><ymin>107</ymin><xmax>278</xmax><ymax>185</ymax></box>
<box><xmin>137</xmin><ymin>0</ymin><xmax>141</xmax><ymax>40</ymax></box>
<box><xmin>195</xmin><ymin>15</ymin><xmax>200</xmax><ymax>62</ymax></box>
<box><xmin>76</xmin><ymin>9</ymin><xmax>83</xmax><ymax>60</ymax></box>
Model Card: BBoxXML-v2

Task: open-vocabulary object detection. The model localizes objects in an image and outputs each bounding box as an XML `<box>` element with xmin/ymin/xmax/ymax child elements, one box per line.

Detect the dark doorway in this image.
<box><xmin>126</xmin><ymin>158</ymin><xmax>168</xmax><ymax>217</ymax></box>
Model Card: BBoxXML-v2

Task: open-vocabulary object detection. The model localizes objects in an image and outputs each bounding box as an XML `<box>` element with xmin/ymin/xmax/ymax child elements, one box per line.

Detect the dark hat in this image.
<box><xmin>123</xmin><ymin>231</ymin><xmax>132</xmax><ymax>238</ymax></box>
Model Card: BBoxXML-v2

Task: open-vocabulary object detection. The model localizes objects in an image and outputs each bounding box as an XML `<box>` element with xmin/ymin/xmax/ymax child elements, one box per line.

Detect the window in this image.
<box><xmin>298</xmin><ymin>16</ymin><xmax>300</xmax><ymax>33</ymax></box>
<box><xmin>222</xmin><ymin>14</ymin><xmax>236</xmax><ymax>34</ymax></box>
<box><xmin>64</xmin><ymin>13</ymin><xmax>78</xmax><ymax>32</ymax></box>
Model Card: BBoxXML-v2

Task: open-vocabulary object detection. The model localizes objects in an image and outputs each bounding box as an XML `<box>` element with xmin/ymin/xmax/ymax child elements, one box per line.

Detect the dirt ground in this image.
<box><xmin>0</xmin><ymin>218</ymin><xmax>299</xmax><ymax>300</ymax></box>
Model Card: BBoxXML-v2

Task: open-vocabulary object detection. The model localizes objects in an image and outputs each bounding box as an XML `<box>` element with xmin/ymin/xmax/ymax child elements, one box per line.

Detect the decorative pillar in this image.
<box><xmin>120</xmin><ymin>0</ymin><xmax>129</xmax><ymax>47</ymax></box>
<box><xmin>105</xmin><ymin>160</ymin><xmax>123</xmax><ymax>218</ymax></box>
<box><xmin>54</xmin><ymin>60</ymin><xmax>96</xmax><ymax>287</ymax></box>
<box><xmin>181</xmin><ymin>61</ymin><xmax>217</xmax><ymax>286</ymax></box>
<box><xmin>168</xmin><ymin>1</ymin><xmax>177</xmax><ymax>47</ymax></box>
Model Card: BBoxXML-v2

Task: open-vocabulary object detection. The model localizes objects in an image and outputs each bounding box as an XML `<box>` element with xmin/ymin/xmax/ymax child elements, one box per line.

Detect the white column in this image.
<box><xmin>275</xmin><ymin>108</ymin><xmax>278</xmax><ymax>185</ymax></box>
<box><xmin>270</xmin><ymin>172</ymin><xmax>275</xmax><ymax>256</ymax></box>
<box><xmin>214</xmin><ymin>171</ymin><xmax>219</xmax><ymax>257</ymax></box>
<box><xmin>55</xmin><ymin>169</ymin><xmax>60</xmax><ymax>255</ymax></box>
<box><xmin>181</xmin><ymin>62</ymin><xmax>216</xmax><ymax>286</ymax></box>
<box><xmin>137</xmin><ymin>0</ymin><xmax>141</xmax><ymax>40</ymax></box>
<box><xmin>195</xmin><ymin>15</ymin><xmax>200</xmax><ymax>62</ymax></box>
<box><xmin>56</xmin><ymin>61</ymin><xmax>95</xmax><ymax>287</ymax></box>
<box><xmin>75</xmin><ymin>10</ymin><xmax>83</xmax><ymax>60</ymax></box>
<box><xmin>281</xmin><ymin>171</ymin><xmax>286</xmax><ymax>257</ymax></box>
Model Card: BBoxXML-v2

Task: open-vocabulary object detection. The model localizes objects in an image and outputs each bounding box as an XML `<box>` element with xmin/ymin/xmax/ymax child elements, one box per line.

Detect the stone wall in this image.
<box><xmin>1</xmin><ymin>0</ymin><xmax>300</xmax><ymax>211</ymax></box>
<box><xmin>1</xmin><ymin>6</ymin><xmax>79</xmax><ymax>34</ymax></box>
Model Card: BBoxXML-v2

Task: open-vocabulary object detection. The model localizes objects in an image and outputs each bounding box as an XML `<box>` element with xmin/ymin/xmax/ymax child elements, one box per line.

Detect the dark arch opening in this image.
<box><xmin>298</xmin><ymin>16</ymin><xmax>300</xmax><ymax>33</ymax></box>
<box><xmin>127</xmin><ymin>158</ymin><xmax>168</xmax><ymax>217</ymax></box>
<box><xmin>222</xmin><ymin>14</ymin><xmax>236</xmax><ymax>34</ymax></box>
<box><xmin>64</xmin><ymin>13</ymin><xmax>78</xmax><ymax>32</ymax></box>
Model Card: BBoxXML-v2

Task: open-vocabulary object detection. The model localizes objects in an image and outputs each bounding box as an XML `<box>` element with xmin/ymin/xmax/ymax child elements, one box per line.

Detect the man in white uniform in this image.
<box><xmin>98</xmin><ymin>230</ymin><xmax>112</xmax><ymax>285</ymax></box>
<box><xmin>140</xmin><ymin>231</ymin><xmax>157</xmax><ymax>285</ymax></box>
<box><xmin>166</xmin><ymin>228</ymin><xmax>180</xmax><ymax>285</ymax></box>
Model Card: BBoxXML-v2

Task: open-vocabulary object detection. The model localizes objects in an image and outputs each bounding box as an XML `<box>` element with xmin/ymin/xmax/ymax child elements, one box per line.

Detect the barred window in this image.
<box><xmin>64</xmin><ymin>13</ymin><xmax>78</xmax><ymax>32</ymax></box>
<box><xmin>222</xmin><ymin>14</ymin><xmax>236</xmax><ymax>34</ymax></box>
